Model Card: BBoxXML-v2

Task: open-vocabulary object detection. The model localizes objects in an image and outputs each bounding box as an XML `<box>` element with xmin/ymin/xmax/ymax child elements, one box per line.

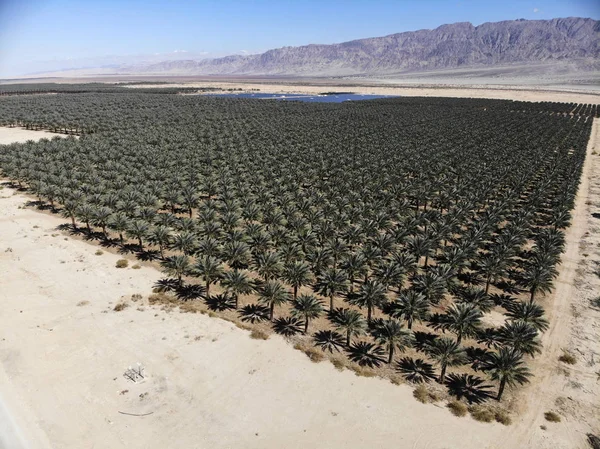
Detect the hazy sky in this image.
<box><xmin>1</xmin><ymin>0</ymin><xmax>598</xmax><ymax>77</ymax></box>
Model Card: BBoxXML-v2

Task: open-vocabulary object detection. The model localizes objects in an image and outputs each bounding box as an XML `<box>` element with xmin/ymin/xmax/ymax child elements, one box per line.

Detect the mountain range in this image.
<box><xmin>118</xmin><ymin>17</ymin><xmax>599</xmax><ymax>77</ymax></box>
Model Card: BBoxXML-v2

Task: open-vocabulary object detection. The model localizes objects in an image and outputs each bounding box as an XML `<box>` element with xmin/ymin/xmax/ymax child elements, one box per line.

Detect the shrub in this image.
<box><xmin>294</xmin><ymin>344</ymin><xmax>325</xmax><ymax>363</ymax></box>
<box><xmin>113</xmin><ymin>303</ymin><xmax>128</xmax><ymax>312</ymax></box>
<box><xmin>544</xmin><ymin>411</ymin><xmax>561</xmax><ymax>422</ymax></box>
<box><xmin>390</xmin><ymin>375</ymin><xmax>402</xmax><ymax>386</ymax></box>
<box><xmin>413</xmin><ymin>384</ymin><xmax>441</xmax><ymax>403</ymax></box>
<box><xmin>95</xmin><ymin>250</ymin><xmax>103</xmax><ymax>256</ymax></box>
<box><xmin>351</xmin><ymin>365</ymin><xmax>376</xmax><ymax>377</ymax></box>
<box><xmin>447</xmin><ymin>400</ymin><xmax>468</xmax><ymax>417</ymax></box>
<box><xmin>115</xmin><ymin>259</ymin><xmax>128</xmax><ymax>268</ymax></box>
<box><xmin>148</xmin><ymin>292</ymin><xmax>177</xmax><ymax>306</ymax></box>
<box><xmin>559</xmin><ymin>351</ymin><xmax>577</xmax><ymax>365</ymax></box>
<box><xmin>132</xmin><ymin>264</ymin><xmax>141</xmax><ymax>269</ymax></box>
<box><xmin>413</xmin><ymin>385</ymin><xmax>430</xmax><ymax>403</ymax></box>
<box><xmin>304</xmin><ymin>348</ymin><xmax>325</xmax><ymax>362</ymax></box>
<box><xmin>494</xmin><ymin>409</ymin><xmax>512</xmax><ymax>425</ymax></box>
<box><xmin>469</xmin><ymin>405</ymin><xmax>495</xmax><ymax>422</ymax></box>
<box><xmin>249</xmin><ymin>329</ymin><xmax>269</xmax><ymax>340</ymax></box>
<box><xmin>331</xmin><ymin>357</ymin><xmax>347</xmax><ymax>371</ymax></box>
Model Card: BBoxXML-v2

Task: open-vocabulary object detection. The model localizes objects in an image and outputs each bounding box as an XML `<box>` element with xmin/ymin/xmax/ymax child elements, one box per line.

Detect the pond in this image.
<box><xmin>206</xmin><ymin>92</ymin><xmax>397</xmax><ymax>103</ymax></box>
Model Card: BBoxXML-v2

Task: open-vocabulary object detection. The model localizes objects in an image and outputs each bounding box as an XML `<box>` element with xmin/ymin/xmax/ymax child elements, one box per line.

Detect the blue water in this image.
<box><xmin>206</xmin><ymin>93</ymin><xmax>396</xmax><ymax>103</ymax></box>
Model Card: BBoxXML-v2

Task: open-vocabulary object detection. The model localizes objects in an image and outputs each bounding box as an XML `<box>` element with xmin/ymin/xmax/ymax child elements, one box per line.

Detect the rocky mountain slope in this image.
<box><xmin>123</xmin><ymin>17</ymin><xmax>599</xmax><ymax>76</ymax></box>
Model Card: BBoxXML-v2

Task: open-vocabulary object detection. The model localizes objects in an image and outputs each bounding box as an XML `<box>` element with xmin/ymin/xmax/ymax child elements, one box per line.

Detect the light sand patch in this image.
<box><xmin>481</xmin><ymin>310</ymin><xmax>506</xmax><ymax>328</ymax></box>
<box><xmin>0</xmin><ymin>128</ymin><xmax>65</xmax><ymax>145</ymax></box>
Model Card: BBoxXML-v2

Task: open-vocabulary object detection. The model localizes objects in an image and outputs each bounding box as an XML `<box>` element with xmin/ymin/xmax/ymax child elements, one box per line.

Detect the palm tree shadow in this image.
<box><xmin>98</xmin><ymin>238</ymin><xmax>121</xmax><ymax>249</ymax></box>
<box><xmin>175</xmin><ymin>283</ymin><xmax>205</xmax><ymax>301</ymax></box>
<box><xmin>445</xmin><ymin>373</ymin><xmax>493</xmax><ymax>404</ymax></box>
<box><xmin>119</xmin><ymin>243</ymin><xmax>140</xmax><ymax>255</ymax></box>
<box><xmin>135</xmin><ymin>248</ymin><xmax>160</xmax><ymax>261</ymax></box>
<box><xmin>412</xmin><ymin>330</ymin><xmax>438</xmax><ymax>353</ymax></box>
<box><xmin>25</xmin><ymin>200</ymin><xmax>54</xmax><ymax>211</ymax></box>
<box><xmin>56</xmin><ymin>223</ymin><xmax>85</xmax><ymax>235</ymax></box>
<box><xmin>153</xmin><ymin>278</ymin><xmax>180</xmax><ymax>293</ymax></box>
<box><xmin>457</xmin><ymin>271</ymin><xmax>483</xmax><ymax>286</ymax></box>
<box><xmin>81</xmin><ymin>230</ymin><xmax>106</xmax><ymax>242</ymax></box>
<box><xmin>204</xmin><ymin>293</ymin><xmax>235</xmax><ymax>310</ymax></box>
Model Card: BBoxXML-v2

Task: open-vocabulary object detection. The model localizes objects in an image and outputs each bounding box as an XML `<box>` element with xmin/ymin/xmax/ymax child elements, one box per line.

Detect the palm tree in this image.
<box><xmin>282</xmin><ymin>260</ymin><xmax>313</xmax><ymax>300</ymax></box>
<box><xmin>520</xmin><ymin>256</ymin><xmax>558</xmax><ymax>303</ymax></box>
<box><xmin>407</xmin><ymin>234</ymin><xmax>435</xmax><ymax>268</ymax></box>
<box><xmin>370</xmin><ymin>318</ymin><xmax>413</xmax><ymax>363</ymax></box>
<box><xmin>61</xmin><ymin>199</ymin><xmax>80</xmax><ymax>229</ymax></box>
<box><xmin>482</xmin><ymin>347</ymin><xmax>532</xmax><ymax>401</ymax></box>
<box><xmin>148</xmin><ymin>225</ymin><xmax>172</xmax><ymax>258</ymax></box>
<box><xmin>254</xmin><ymin>251</ymin><xmax>283</xmax><ymax>282</ymax></box>
<box><xmin>171</xmin><ymin>231</ymin><xmax>198</xmax><ymax>256</ymax></box>
<box><xmin>314</xmin><ymin>268</ymin><xmax>348</xmax><ymax>311</ymax></box>
<box><xmin>504</xmin><ymin>301</ymin><xmax>549</xmax><ymax>332</ymax></box>
<box><xmin>331</xmin><ymin>308</ymin><xmax>366</xmax><ymax>346</ymax></box>
<box><xmin>411</xmin><ymin>271</ymin><xmax>447</xmax><ymax>304</ymax></box>
<box><xmin>222</xmin><ymin>241</ymin><xmax>251</xmax><ymax>269</ymax></box>
<box><xmin>221</xmin><ymin>269</ymin><xmax>253</xmax><ymax>308</ymax></box>
<box><xmin>426</xmin><ymin>337</ymin><xmax>466</xmax><ymax>383</ymax></box>
<box><xmin>349</xmin><ymin>279</ymin><xmax>387</xmax><ymax>324</ymax></box>
<box><xmin>339</xmin><ymin>252</ymin><xmax>368</xmax><ymax>293</ymax></box>
<box><xmin>160</xmin><ymin>254</ymin><xmax>191</xmax><ymax>283</ymax></box>
<box><xmin>91</xmin><ymin>206</ymin><xmax>112</xmax><ymax>238</ymax></box>
<box><xmin>479</xmin><ymin>254</ymin><xmax>507</xmax><ymax>294</ymax></box>
<box><xmin>127</xmin><ymin>220</ymin><xmax>150</xmax><ymax>248</ymax></box>
<box><xmin>180</xmin><ymin>184</ymin><xmax>199</xmax><ymax>217</ymax></box>
<box><xmin>389</xmin><ymin>289</ymin><xmax>430</xmax><ymax>329</ymax></box>
<box><xmin>197</xmin><ymin>237</ymin><xmax>221</xmax><ymax>259</ymax></box>
<box><xmin>108</xmin><ymin>212</ymin><xmax>129</xmax><ymax>244</ymax></box>
<box><xmin>291</xmin><ymin>294</ymin><xmax>324</xmax><ymax>333</ymax></box>
<box><xmin>193</xmin><ymin>256</ymin><xmax>224</xmax><ymax>297</ymax></box>
<box><xmin>76</xmin><ymin>203</ymin><xmax>95</xmax><ymax>232</ymax></box>
<box><xmin>258</xmin><ymin>280</ymin><xmax>290</xmax><ymax>321</ymax></box>
<box><xmin>496</xmin><ymin>321</ymin><xmax>541</xmax><ymax>356</ymax></box>
<box><xmin>439</xmin><ymin>303</ymin><xmax>483</xmax><ymax>345</ymax></box>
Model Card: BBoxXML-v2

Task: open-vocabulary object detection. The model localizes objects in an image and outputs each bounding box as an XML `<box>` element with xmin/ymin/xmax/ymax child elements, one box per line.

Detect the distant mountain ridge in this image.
<box><xmin>123</xmin><ymin>17</ymin><xmax>600</xmax><ymax>76</ymax></box>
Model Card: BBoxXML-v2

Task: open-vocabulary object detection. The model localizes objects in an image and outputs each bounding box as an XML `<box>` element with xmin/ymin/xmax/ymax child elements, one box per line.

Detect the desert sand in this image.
<box><xmin>0</xmin><ymin>128</ymin><xmax>67</xmax><ymax>145</ymax></box>
<box><xmin>0</xmin><ymin>116</ymin><xmax>598</xmax><ymax>449</ymax></box>
<box><xmin>125</xmin><ymin>80</ymin><xmax>600</xmax><ymax>104</ymax></box>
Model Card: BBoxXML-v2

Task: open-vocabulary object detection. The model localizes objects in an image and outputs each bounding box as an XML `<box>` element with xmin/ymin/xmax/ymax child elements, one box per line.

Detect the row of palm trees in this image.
<box><xmin>0</xmin><ymin>90</ymin><xmax>594</xmax><ymax>403</ymax></box>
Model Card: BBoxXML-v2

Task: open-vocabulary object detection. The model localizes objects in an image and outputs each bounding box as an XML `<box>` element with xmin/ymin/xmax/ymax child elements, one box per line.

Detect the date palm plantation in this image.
<box><xmin>0</xmin><ymin>83</ymin><xmax>596</xmax><ymax>408</ymax></box>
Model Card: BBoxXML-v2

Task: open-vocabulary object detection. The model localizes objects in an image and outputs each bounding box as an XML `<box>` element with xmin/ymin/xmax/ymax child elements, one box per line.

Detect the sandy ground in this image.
<box><xmin>0</xmin><ymin>117</ymin><xmax>598</xmax><ymax>448</ymax></box>
<box><xmin>124</xmin><ymin>81</ymin><xmax>600</xmax><ymax>104</ymax></box>
<box><xmin>0</xmin><ymin>128</ymin><xmax>67</xmax><ymax>145</ymax></box>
